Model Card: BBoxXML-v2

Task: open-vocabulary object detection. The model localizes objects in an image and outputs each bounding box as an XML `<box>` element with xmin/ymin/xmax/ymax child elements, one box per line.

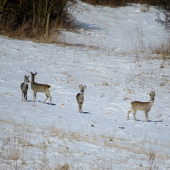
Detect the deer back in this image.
<box><xmin>31</xmin><ymin>82</ymin><xmax>50</xmax><ymax>93</ymax></box>
<box><xmin>131</xmin><ymin>101</ymin><xmax>153</xmax><ymax>112</ymax></box>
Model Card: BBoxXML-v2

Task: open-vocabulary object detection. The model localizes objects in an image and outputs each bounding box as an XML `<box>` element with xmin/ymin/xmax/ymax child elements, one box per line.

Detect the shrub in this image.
<box><xmin>0</xmin><ymin>0</ymin><xmax>70</xmax><ymax>39</ymax></box>
<box><xmin>150</xmin><ymin>37</ymin><xmax>170</xmax><ymax>59</ymax></box>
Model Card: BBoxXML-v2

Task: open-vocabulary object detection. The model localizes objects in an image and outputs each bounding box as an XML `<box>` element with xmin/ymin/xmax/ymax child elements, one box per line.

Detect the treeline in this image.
<box><xmin>0</xmin><ymin>0</ymin><xmax>170</xmax><ymax>40</ymax></box>
<box><xmin>0</xmin><ymin>0</ymin><xmax>69</xmax><ymax>39</ymax></box>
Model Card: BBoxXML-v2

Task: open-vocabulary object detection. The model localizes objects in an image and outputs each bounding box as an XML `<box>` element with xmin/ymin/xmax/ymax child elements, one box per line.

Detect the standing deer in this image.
<box><xmin>30</xmin><ymin>72</ymin><xmax>52</xmax><ymax>105</ymax></box>
<box><xmin>21</xmin><ymin>75</ymin><xmax>30</xmax><ymax>101</ymax></box>
<box><xmin>76</xmin><ymin>84</ymin><xmax>87</xmax><ymax>113</ymax></box>
<box><xmin>127</xmin><ymin>91</ymin><xmax>155</xmax><ymax>122</ymax></box>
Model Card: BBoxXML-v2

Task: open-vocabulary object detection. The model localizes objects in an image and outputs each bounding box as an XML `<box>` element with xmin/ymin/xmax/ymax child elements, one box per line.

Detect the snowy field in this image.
<box><xmin>0</xmin><ymin>1</ymin><xmax>170</xmax><ymax>170</ymax></box>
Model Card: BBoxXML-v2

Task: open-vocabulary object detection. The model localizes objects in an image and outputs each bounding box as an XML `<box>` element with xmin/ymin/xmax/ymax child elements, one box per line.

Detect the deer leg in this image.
<box><xmin>80</xmin><ymin>103</ymin><xmax>83</xmax><ymax>113</ymax></box>
<box><xmin>43</xmin><ymin>95</ymin><xmax>49</xmax><ymax>104</ymax></box>
<box><xmin>133</xmin><ymin>110</ymin><xmax>137</xmax><ymax>121</ymax></box>
<box><xmin>33</xmin><ymin>91</ymin><xmax>36</xmax><ymax>102</ymax></box>
<box><xmin>50</xmin><ymin>96</ymin><xmax>52</xmax><ymax>105</ymax></box>
<box><xmin>78</xmin><ymin>103</ymin><xmax>81</xmax><ymax>113</ymax></box>
<box><xmin>24</xmin><ymin>92</ymin><xmax>27</xmax><ymax>102</ymax></box>
<box><xmin>44</xmin><ymin>92</ymin><xmax>52</xmax><ymax>105</ymax></box>
<box><xmin>24</xmin><ymin>93</ymin><xmax>26</xmax><ymax>102</ymax></box>
<box><xmin>127</xmin><ymin>109</ymin><xmax>133</xmax><ymax>120</ymax></box>
<box><xmin>145</xmin><ymin>111</ymin><xmax>149</xmax><ymax>122</ymax></box>
<box><xmin>33</xmin><ymin>91</ymin><xmax>34</xmax><ymax>101</ymax></box>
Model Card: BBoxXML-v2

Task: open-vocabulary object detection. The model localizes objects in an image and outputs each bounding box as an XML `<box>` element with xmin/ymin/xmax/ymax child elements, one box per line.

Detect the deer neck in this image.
<box><xmin>31</xmin><ymin>77</ymin><xmax>35</xmax><ymax>90</ymax></box>
<box><xmin>80</xmin><ymin>91</ymin><xmax>84</xmax><ymax>98</ymax></box>
<box><xmin>149</xmin><ymin>97</ymin><xmax>154</xmax><ymax>107</ymax></box>
<box><xmin>31</xmin><ymin>77</ymin><xmax>35</xmax><ymax>84</ymax></box>
<box><xmin>23</xmin><ymin>81</ymin><xmax>28</xmax><ymax>86</ymax></box>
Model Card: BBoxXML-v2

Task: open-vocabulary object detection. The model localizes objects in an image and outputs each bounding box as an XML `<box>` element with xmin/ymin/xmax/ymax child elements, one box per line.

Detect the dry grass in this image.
<box><xmin>0</xmin><ymin>115</ymin><xmax>164</xmax><ymax>170</ymax></box>
<box><xmin>148</xmin><ymin>151</ymin><xmax>159</xmax><ymax>170</ymax></box>
<box><xmin>47</xmin><ymin>125</ymin><xmax>168</xmax><ymax>160</ymax></box>
<box><xmin>47</xmin><ymin>125</ymin><xmax>167</xmax><ymax>161</ymax></box>
<box><xmin>149</xmin><ymin>37</ymin><xmax>170</xmax><ymax>60</ymax></box>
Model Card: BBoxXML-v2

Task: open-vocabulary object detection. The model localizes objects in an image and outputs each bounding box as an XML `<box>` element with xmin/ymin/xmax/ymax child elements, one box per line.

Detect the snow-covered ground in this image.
<box><xmin>0</xmin><ymin>1</ymin><xmax>170</xmax><ymax>170</ymax></box>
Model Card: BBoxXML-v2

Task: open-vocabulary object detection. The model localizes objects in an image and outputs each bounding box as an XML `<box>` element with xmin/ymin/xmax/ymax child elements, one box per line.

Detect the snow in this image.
<box><xmin>0</xmin><ymin>1</ymin><xmax>170</xmax><ymax>170</ymax></box>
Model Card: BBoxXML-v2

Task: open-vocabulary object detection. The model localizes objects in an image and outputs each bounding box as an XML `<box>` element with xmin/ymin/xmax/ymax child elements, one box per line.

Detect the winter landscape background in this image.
<box><xmin>0</xmin><ymin>1</ymin><xmax>170</xmax><ymax>169</ymax></box>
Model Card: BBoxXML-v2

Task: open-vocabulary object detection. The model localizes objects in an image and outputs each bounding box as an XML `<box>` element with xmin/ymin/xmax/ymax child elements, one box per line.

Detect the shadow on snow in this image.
<box><xmin>136</xmin><ymin>119</ymin><xmax>162</xmax><ymax>122</ymax></box>
<box><xmin>83</xmin><ymin>112</ymin><xmax>91</xmax><ymax>114</ymax></box>
<box><xmin>26</xmin><ymin>100</ymin><xmax>56</xmax><ymax>106</ymax></box>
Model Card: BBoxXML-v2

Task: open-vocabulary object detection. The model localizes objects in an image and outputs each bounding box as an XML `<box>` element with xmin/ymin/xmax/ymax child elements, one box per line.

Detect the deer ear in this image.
<box><xmin>151</xmin><ymin>91</ymin><xmax>155</xmax><ymax>95</ymax></box>
<box><xmin>35</xmin><ymin>72</ymin><xmax>37</xmax><ymax>75</ymax></box>
<box><xmin>79</xmin><ymin>84</ymin><xmax>82</xmax><ymax>89</ymax></box>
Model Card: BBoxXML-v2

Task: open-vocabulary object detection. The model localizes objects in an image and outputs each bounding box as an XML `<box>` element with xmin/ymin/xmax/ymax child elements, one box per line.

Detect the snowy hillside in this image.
<box><xmin>0</xmin><ymin>1</ymin><xmax>170</xmax><ymax>170</ymax></box>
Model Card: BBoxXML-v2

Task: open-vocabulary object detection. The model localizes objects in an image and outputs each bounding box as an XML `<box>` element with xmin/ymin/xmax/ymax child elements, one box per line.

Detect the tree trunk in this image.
<box><xmin>33</xmin><ymin>0</ymin><xmax>36</xmax><ymax>27</ymax></box>
<box><xmin>45</xmin><ymin>0</ymin><xmax>51</xmax><ymax>38</ymax></box>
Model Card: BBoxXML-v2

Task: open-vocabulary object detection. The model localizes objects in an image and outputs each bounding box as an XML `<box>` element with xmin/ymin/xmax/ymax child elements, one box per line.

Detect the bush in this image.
<box><xmin>0</xmin><ymin>0</ymin><xmax>69</xmax><ymax>39</ymax></box>
<box><xmin>150</xmin><ymin>37</ymin><xmax>170</xmax><ymax>59</ymax></box>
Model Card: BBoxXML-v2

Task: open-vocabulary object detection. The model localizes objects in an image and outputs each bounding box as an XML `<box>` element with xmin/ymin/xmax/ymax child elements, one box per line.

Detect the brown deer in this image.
<box><xmin>76</xmin><ymin>84</ymin><xmax>87</xmax><ymax>113</ymax></box>
<box><xmin>30</xmin><ymin>72</ymin><xmax>52</xmax><ymax>105</ymax></box>
<box><xmin>21</xmin><ymin>75</ymin><xmax>30</xmax><ymax>101</ymax></box>
<box><xmin>127</xmin><ymin>91</ymin><xmax>155</xmax><ymax>122</ymax></box>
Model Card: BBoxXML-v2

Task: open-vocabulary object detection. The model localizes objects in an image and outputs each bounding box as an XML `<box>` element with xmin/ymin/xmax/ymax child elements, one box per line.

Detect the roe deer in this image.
<box><xmin>127</xmin><ymin>91</ymin><xmax>155</xmax><ymax>122</ymax></box>
<box><xmin>21</xmin><ymin>75</ymin><xmax>30</xmax><ymax>101</ymax></box>
<box><xmin>76</xmin><ymin>84</ymin><xmax>87</xmax><ymax>113</ymax></box>
<box><xmin>141</xmin><ymin>4</ymin><xmax>150</xmax><ymax>12</ymax></box>
<box><xmin>30</xmin><ymin>72</ymin><xmax>52</xmax><ymax>105</ymax></box>
<box><xmin>60</xmin><ymin>164</ymin><xmax>70</xmax><ymax>170</ymax></box>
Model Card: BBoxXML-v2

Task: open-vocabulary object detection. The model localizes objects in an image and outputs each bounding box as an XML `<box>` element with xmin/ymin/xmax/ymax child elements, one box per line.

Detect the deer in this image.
<box><xmin>127</xmin><ymin>91</ymin><xmax>155</xmax><ymax>122</ymax></box>
<box><xmin>76</xmin><ymin>84</ymin><xmax>87</xmax><ymax>113</ymax></box>
<box><xmin>30</xmin><ymin>72</ymin><xmax>52</xmax><ymax>105</ymax></box>
<box><xmin>21</xmin><ymin>75</ymin><xmax>30</xmax><ymax>101</ymax></box>
<box><xmin>141</xmin><ymin>4</ymin><xmax>150</xmax><ymax>12</ymax></box>
<box><xmin>60</xmin><ymin>164</ymin><xmax>70</xmax><ymax>170</ymax></box>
